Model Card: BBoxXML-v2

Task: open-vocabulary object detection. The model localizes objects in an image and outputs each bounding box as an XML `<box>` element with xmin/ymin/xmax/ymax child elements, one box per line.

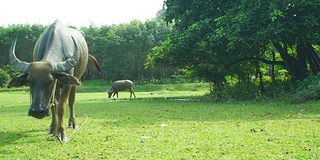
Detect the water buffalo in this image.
<box><xmin>8</xmin><ymin>19</ymin><xmax>100</xmax><ymax>142</ymax></box>
<box><xmin>107</xmin><ymin>80</ymin><xmax>136</xmax><ymax>98</ymax></box>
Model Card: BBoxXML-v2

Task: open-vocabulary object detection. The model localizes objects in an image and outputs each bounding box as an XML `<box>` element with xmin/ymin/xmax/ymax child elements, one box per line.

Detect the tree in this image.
<box><xmin>0</xmin><ymin>24</ymin><xmax>46</xmax><ymax>68</ymax></box>
<box><xmin>0</xmin><ymin>18</ymin><xmax>175</xmax><ymax>83</ymax></box>
<box><xmin>216</xmin><ymin>0</ymin><xmax>320</xmax><ymax>80</ymax></box>
<box><xmin>83</xmin><ymin>19</ymin><xmax>175</xmax><ymax>83</ymax></box>
<box><xmin>148</xmin><ymin>0</ymin><xmax>320</xmax><ymax>93</ymax></box>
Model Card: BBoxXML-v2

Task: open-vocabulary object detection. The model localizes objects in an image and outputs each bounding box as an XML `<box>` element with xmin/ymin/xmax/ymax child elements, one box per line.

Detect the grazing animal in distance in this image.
<box><xmin>108</xmin><ymin>80</ymin><xmax>136</xmax><ymax>98</ymax></box>
<box><xmin>8</xmin><ymin>19</ymin><xmax>100</xmax><ymax>142</ymax></box>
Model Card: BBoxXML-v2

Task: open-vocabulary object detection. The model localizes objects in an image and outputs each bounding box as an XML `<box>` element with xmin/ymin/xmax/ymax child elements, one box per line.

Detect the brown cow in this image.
<box><xmin>8</xmin><ymin>19</ymin><xmax>100</xmax><ymax>142</ymax></box>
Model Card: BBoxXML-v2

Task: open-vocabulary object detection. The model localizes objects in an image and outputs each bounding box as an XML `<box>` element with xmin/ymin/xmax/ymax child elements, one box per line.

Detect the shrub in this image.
<box><xmin>288</xmin><ymin>73</ymin><xmax>320</xmax><ymax>103</ymax></box>
<box><xmin>0</xmin><ymin>68</ymin><xmax>10</xmax><ymax>88</ymax></box>
<box><xmin>3</xmin><ymin>65</ymin><xmax>20</xmax><ymax>78</ymax></box>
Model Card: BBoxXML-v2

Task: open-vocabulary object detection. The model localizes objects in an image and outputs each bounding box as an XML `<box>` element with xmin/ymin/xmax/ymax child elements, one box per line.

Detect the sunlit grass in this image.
<box><xmin>0</xmin><ymin>83</ymin><xmax>320</xmax><ymax>159</ymax></box>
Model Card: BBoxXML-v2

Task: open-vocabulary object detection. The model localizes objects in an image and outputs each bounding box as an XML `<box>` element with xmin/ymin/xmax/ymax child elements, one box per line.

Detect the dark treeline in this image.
<box><xmin>0</xmin><ymin>14</ymin><xmax>176</xmax><ymax>84</ymax></box>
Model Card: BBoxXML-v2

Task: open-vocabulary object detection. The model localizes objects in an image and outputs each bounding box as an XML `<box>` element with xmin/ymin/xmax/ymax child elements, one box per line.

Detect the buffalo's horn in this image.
<box><xmin>52</xmin><ymin>36</ymin><xmax>79</xmax><ymax>72</ymax></box>
<box><xmin>9</xmin><ymin>38</ymin><xmax>30</xmax><ymax>72</ymax></box>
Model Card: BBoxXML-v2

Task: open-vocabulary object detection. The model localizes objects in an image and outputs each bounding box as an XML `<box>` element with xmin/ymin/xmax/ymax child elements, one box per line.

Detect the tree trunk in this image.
<box><xmin>273</xmin><ymin>42</ymin><xmax>307</xmax><ymax>80</ymax></box>
<box><xmin>270</xmin><ymin>48</ymin><xmax>276</xmax><ymax>82</ymax></box>
<box><xmin>255</xmin><ymin>61</ymin><xmax>264</xmax><ymax>95</ymax></box>
<box><xmin>299</xmin><ymin>43</ymin><xmax>320</xmax><ymax>74</ymax></box>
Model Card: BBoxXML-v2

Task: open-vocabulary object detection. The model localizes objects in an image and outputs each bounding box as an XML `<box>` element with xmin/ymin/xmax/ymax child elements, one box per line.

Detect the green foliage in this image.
<box><xmin>269</xmin><ymin>9</ymin><xmax>284</xmax><ymax>22</ymax></box>
<box><xmin>0</xmin><ymin>24</ymin><xmax>46</xmax><ymax>67</ymax></box>
<box><xmin>149</xmin><ymin>0</ymin><xmax>320</xmax><ymax>97</ymax></box>
<box><xmin>2</xmin><ymin>65</ymin><xmax>19</xmax><ymax>78</ymax></box>
<box><xmin>0</xmin><ymin>65</ymin><xmax>19</xmax><ymax>88</ymax></box>
<box><xmin>0</xmin><ymin>68</ymin><xmax>10</xmax><ymax>88</ymax></box>
<box><xmin>208</xmin><ymin>73</ymin><xmax>291</xmax><ymax>101</ymax></box>
<box><xmin>0</xmin><ymin>19</ymin><xmax>175</xmax><ymax>83</ymax></box>
<box><xmin>289</xmin><ymin>73</ymin><xmax>320</xmax><ymax>103</ymax></box>
<box><xmin>79</xmin><ymin>18</ymin><xmax>175</xmax><ymax>82</ymax></box>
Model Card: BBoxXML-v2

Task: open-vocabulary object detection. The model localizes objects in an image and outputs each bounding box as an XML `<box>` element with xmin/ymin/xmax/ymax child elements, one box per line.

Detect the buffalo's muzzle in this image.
<box><xmin>28</xmin><ymin>107</ymin><xmax>50</xmax><ymax>119</ymax></box>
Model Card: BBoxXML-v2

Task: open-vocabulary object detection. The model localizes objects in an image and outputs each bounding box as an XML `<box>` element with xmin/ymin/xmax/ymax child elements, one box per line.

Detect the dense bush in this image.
<box><xmin>0</xmin><ymin>68</ymin><xmax>10</xmax><ymax>88</ymax></box>
<box><xmin>210</xmin><ymin>73</ymin><xmax>320</xmax><ymax>103</ymax></box>
<box><xmin>288</xmin><ymin>73</ymin><xmax>320</xmax><ymax>104</ymax></box>
<box><xmin>206</xmin><ymin>73</ymin><xmax>320</xmax><ymax>102</ymax></box>
<box><xmin>3</xmin><ymin>65</ymin><xmax>19</xmax><ymax>78</ymax></box>
<box><xmin>0</xmin><ymin>65</ymin><xmax>20</xmax><ymax>89</ymax></box>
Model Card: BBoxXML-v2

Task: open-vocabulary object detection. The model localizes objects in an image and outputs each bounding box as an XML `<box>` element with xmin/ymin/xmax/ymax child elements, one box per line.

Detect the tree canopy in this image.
<box><xmin>0</xmin><ymin>16</ymin><xmax>175</xmax><ymax>84</ymax></box>
<box><xmin>147</xmin><ymin>0</ymin><xmax>320</xmax><ymax>85</ymax></box>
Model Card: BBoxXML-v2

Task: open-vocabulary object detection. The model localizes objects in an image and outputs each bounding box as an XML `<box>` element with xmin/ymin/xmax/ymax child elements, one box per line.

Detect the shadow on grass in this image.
<box><xmin>0</xmin><ymin>128</ymin><xmax>47</xmax><ymax>146</ymax></box>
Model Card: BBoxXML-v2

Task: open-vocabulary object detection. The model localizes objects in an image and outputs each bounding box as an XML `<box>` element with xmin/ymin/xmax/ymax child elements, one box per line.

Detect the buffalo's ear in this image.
<box><xmin>8</xmin><ymin>73</ymin><xmax>29</xmax><ymax>88</ymax></box>
<box><xmin>55</xmin><ymin>72</ymin><xmax>81</xmax><ymax>86</ymax></box>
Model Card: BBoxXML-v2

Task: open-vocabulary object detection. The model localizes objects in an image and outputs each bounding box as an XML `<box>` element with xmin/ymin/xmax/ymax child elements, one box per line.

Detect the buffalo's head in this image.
<box><xmin>107</xmin><ymin>88</ymin><xmax>115</xmax><ymax>98</ymax></box>
<box><xmin>8</xmin><ymin>38</ymin><xmax>81</xmax><ymax>119</ymax></box>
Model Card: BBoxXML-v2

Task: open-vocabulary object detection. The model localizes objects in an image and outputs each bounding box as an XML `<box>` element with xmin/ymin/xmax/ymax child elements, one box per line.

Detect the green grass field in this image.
<box><xmin>0</xmin><ymin>83</ymin><xmax>319</xmax><ymax>159</ymax></box>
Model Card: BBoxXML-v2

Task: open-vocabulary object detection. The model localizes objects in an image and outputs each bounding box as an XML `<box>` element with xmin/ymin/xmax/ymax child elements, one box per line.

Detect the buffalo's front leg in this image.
<box><xmin>49</xmin><ymin>91</ymin><xmax>59</xmax><ymax>134</ymax></box>
<box><xmin>55</xmin><ymin>86</ymin><xmax>71</xmax><ymax>142</ymax></box>
<box><xmin>68</xmin><ymin>86</ymin><xmax>79</xmax><ymax>129</ymax></box>
<box><xmin>48</xmin><ymin>102</ymin><xmax>57</xmax><ymax>134</ymax></box>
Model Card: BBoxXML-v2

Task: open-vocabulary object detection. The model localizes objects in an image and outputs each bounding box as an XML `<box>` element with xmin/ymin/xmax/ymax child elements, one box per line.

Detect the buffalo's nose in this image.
<box><xmin>28</xmin><ymin>107</ymin><xmax>49</xmax><ymax>119</ymax></box>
